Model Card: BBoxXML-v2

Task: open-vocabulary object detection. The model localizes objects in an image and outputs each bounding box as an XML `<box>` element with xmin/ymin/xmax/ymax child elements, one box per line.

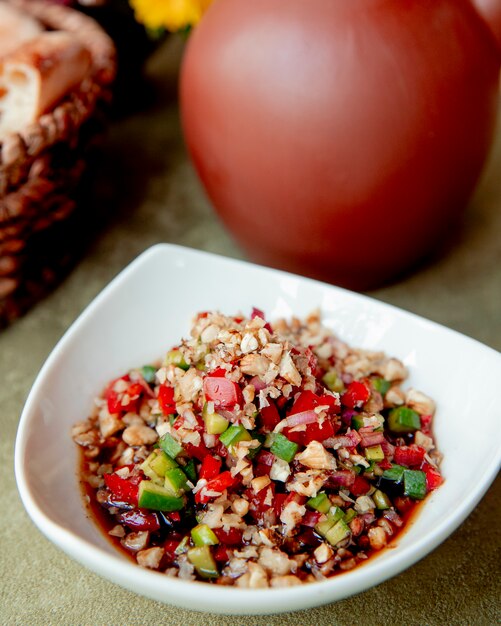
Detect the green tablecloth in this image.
<box><xmin>1</xmin><ymin>40</ymin><xmax>500</xmax><ymax>625</ymax></box>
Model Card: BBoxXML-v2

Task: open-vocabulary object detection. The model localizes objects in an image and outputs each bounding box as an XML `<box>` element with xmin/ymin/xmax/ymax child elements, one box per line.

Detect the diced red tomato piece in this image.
<box><xmin>423</xmin><ymin>462</ymin><xmax>444</xmax><ymax>491</ymax></box>
<box><xmin>394</xmin><ymin>496</ymin><xmax>415</xmax><ymax>514</ymax></box>
<box><xmin>247</xmin><ymin>482</ymin><xmax>276</xmax><ymax>521</ymax></box>
<box><xmin>260</xmin><ymin>401</ymin><xmax>281</xmax><ymax>432</ymax></box>
<box><xmin>255</xmin><ymin>450</ymin><xmax>275</xmax><ymax>466</ymax></box>
<box><xmin>251</xmin><ymin>307</ymin><xmax>272</xmax><ymax>332</ymax></box>
<box><xmin>213</xmin><ymin>545</ymin><xmax>230</xmax><ymax>562</ymax></box>
<box><xmin>282</xmin><ymin>426</ymin><xmax>305</xmax><ymax>445</ymax></box>
<box><xmin>158</xmin><ymin>384</ymin><xmax>177</xmax><ymax>415</ymax></box>
<box><xmin>394</xmin><ymin>444</ymin><xmax>426</xmax><ymax>467</ymax></box>
<box><xmin>185</xmin><ymin>441</ymin><xmax>210</xmax><ymax>462</ymax></box>
<box><xmin>213</xmin><ymin>527</ymin><xmax>243</xmax><ymax>546</ymax></box>
<box><xmin>273</xmin><ymin>493</ymin><xmax>288</xmax><ymax>516</ymax></box>
<box><xmin>165</xmin><ymin>511</ymin><xmax>181</xmax><ymax>523</ymax></box>
<box><xmin>341</xmin><ymin>380</ymin><xmax>371</xmax><ymax>409</ymax></box>
<box><xmin>254</xmin><ymin>463</ymin><xmax>272</xmax><ymax>477</ymax></box>
<box><xmin>203</xmin><ymin>376</ymin><xmax>242</xmax><ymax>409</ymax></box>
<box><xmin>350</xmin><ymin>475</ymin><xmax>371</xmax><ymax>497</ymax></box>
<box><xmin>103</xmin><ymin>472</ymin><xmax>140</xmax><ymax>506</ymax></box>
<box><xmin>302</xmin><ymin>510</ymin><xmax>322</xmax><ymax>527</ymax></box>
<box><xmin>105</xmin><ymin>376</ymin><xmax>144</xmax><ymax>415</ymax></box>
<box><xmin>118</xmin><ymin>509</ymin><xmax>160</xmax><ymax>531</ymax></box>
<box><xmin>420</xmin><ymin>414</ymin><xmax>433</xmax><ymax>435</ymax></box>
<box><xmin>164</xmin><ymin>539</ymin><xmax>181</xmax><ymax>564</ymax></box>
<box><xmin>199</xmin><ymin>455</ymin><xmax>222</xmax><ymax>481</ymax></box>
<box><xmin>378</xmin><ymin>458</ymin><xmax>393</xmax><ymax>470</ymax></box>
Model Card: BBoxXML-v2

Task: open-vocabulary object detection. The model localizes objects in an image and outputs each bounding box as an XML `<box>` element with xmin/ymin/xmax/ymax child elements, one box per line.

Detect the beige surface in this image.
<box><xmin>1</xmin><ymin>39</ymin><xmax>500</xmax><ymax>625</ymax></box>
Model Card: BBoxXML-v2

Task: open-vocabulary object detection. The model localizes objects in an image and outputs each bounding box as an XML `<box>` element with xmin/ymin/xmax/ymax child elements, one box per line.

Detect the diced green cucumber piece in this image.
<box><xmin>202</xmin><ymin>403</ymin><xmax>230</xmax><ymax>435</ymax></box>
<box><xmin>324</xmin><ymin>519</ymin><xmax>351</xmax><ymax>547</ymax></box>
<box><xmin>219</xmin><ymin>424</ymin><xmax>252</xmax><ymax>448</ymax></box>
<box><xmin>141</xmin><ymin>365</ymin><xmax>157</xmax><ymax>383</ymax></box>
<box><xmin>388</xmin><ymin>406</ymin><xmax>421</xmax><ymax>433</ymax></box>
<box><xmin>159</xmin><ymin>432</ymin><xmax>183</xmax><ymax>459</ymax></box>
<box><xmin>164</xmin><ymin>468</ymin><xmax>188</xmax><ymax>496</ymax></box>
<box><xmin>183</xmin><ymin>458</ymin><xmax>197</xmax><ymax>484</ymax></box>
<box><xmin>351</xmin><ymin>414</ymin><xmax>365</xmax><ymax>430</ymax></box>
<box><xmin>187</xmin><ymin>546</ymin><xmax>219</xmax><ymax>579</ymax></box>
<box><xmin>403</xmin><ymin>469</ymin><xmax>427</xmax><ymax>500</ymax></box>
<box><xmin>307</xmin><ymin>492</ymin><xmax>331</xmax><ymax>514</ymax></box>
<box><xmin>150</xmin><ymin>450</ymin><xmax>178</xmax><ymax>476</ymax></box>
<box><xmin>365</xmin><ymin>444</ymin><xmax>385</xmax><ymax>461</ymax></box>
<box><xmin>191</xmin><ymin>523</ymin><xmax>219</xmax><ymax>547</ymax></box>
<box><xmin>373</xmin><ymin>489</ymin><xmax>392</xmax><ymax>510</ymax></box>
<box><xmin>322</xmin><ymin>369</ymin><xmax>345</xmax><ymax>393</ymax></box>
<box><xmin>382</xmin><ymin>464</ymin><xmax>406</xmax><ymax>483</ymax></box>
<box><xmin>343</xmin><ymin>508</ymin><xmax>357</xmax><ymax>523</ymax></box>
<box><xmin>140</xmin><ymin>453</ymin><xmax>164</xmax><ymax>485</ymax></box>
<box><xmin>315</xmin><ymin>518</ymin><xmax>335</xmax><ymax>537</ymax></box>
<box><xmin>314</xmin><ymin>506</ymin><xmax>345</xmax><ymax>536</ymax></box>
<box><xmin>372</xmin><ymin>377</ymin><xmax>391</xmax><ymax>396</ymax></box>
<box><xmin>270</xmin><ymin>433</ymin><xmax>298</xmax><ymax>463</ymax></box>
<box><xmin>328</xmin><ymin>506</ymin><xmax>345</xmax><ymax>523</ymax></box>
<box><xmin>165</xmin><ymin>349</ymin><xmax>190</xmax><ymax>371</ymax></box>
<box><xmin>138</xmin><ymin>481</ymin><xmax>185</xmax><ymax>511</ymax></box>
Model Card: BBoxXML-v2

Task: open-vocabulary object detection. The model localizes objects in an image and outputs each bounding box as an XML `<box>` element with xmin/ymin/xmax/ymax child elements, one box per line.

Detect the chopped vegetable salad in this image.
<box><xmin>73</xmin><ymin>309</ymin><xmax>443</xmax><ymax>587</ymax></box>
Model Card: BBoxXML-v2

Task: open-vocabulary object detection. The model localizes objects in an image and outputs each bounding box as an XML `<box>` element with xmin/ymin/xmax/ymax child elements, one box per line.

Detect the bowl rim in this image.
<box><xmin>14</xmin><ymin>243</ymin><xmax>501</xmax><ymax>614</ymax></box>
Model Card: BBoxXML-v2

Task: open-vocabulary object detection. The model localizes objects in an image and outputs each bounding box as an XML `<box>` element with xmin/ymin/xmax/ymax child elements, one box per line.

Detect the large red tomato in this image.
<box><xmin>180</xmin><ymin>0</ymin><xmax>500</xmax><ymax>289</ymax></box>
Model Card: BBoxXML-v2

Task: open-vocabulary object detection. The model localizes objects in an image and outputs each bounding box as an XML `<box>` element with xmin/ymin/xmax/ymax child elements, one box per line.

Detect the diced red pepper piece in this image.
<box><xmin>104</xmin><ymin>472</ymin><xmax>140</xmax><ymax>506</ymax></box>
<box><xmin>199</xmin><ymin>455</ymin><xmax>222</xmax><ymax>481</ymax></box>
<box><xmin>260</xmin><ymin>401</ymin><xmax>281</xmax><ymax>432</ymax></box>
<box><xmin>196</xmin><ymin>471</ymin><xmax>237</xmax><ymax>503</ymax></box>
<box><xmin>206</xmin><ymin>471</ymin><xmax>236</xmax><ymax>493</ymax></box>
<box><xmin>341</xmin><ymin>380</ymin><xmax>371</xmax><ymax>409</ymax></box>
<box><xmin>288</xmin><ymin>390</ymin><xmax>318</xmax><ymax>414</ymax></box>
<box><xmin>118</xmin><ymin>509</ymin><xmax>160</xmax><ymax>531</ymax></box>
<box><xmin>394</xmin><ymin>444</ymin><xmax>426</xmax><ymax>467</ymax></box>
<box><xmin>213</xmin><ymin>527</ymin><xmax>243</xmax><ymax>546</ymax></box>
<box><xmin>350</xmin><ymin>475</ymin><xmax>371</xmax><ymax>497</ymax></box>
<box><xmin>303</xmin><ymin>418</ymin><xmax>336</xmax><ymax>444</ymax></box>
<box><xmin>423</xmin><ymin>462</ymin><xmax>444</xmax><ymax>491</ymax></box>
<box><xmin>158</xmin><ymin>384</ymin><xmax>177</xmax><ymax>415</ymax></box>
<box><xmin>203</xmin><ymin>376</ymin><xmax>242</xmax><ymax>409</ymax></box>
<box><xmin>208</xmin><ymin>367</ymin><xmax>227</xmax><ymax>377</ymax></box>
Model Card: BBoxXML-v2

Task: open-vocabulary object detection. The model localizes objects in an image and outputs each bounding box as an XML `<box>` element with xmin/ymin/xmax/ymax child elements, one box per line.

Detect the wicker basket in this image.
<box><xmin>0</xmin><ymin>0</ymin><xmax>116</xmax><ymax>327</ymax></box>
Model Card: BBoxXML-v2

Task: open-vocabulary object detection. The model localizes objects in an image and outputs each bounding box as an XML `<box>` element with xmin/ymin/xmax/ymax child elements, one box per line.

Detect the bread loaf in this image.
<box><xmin>0</xmin><ymin>31</ymin><xmax>91</xmax><ymax>140</ymax></box>
<box><xmin>0</xmin><ymin>2</ymin><xmax>43</xmax><ymax>58</ymax></box>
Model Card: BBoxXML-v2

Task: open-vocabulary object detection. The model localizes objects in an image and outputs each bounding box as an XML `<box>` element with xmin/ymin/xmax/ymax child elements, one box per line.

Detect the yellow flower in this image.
<box><xmin>130</xmin><ymin>0</ymin><xmax>213</xmax><ymax>32</ymax></box>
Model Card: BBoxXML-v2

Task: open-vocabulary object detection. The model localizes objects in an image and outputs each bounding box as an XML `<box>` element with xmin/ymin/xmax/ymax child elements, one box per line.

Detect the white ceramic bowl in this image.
<box><xmin>15</xmin><ymin>244</ymin><xmax>501</xmax><ymax>615</ymax></box>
